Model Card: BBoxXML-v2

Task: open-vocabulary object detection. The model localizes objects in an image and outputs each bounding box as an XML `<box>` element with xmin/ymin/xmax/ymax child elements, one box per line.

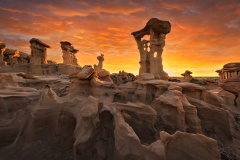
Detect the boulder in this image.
<box><xmin>161</xmin><ymin>131</ymin><xmax>221</xmax><ymax>160</ymax></box>
<box><xmin>76</xmin><ymin>65</ymin><xmax>95</xmax><ymax>80</ymax></box>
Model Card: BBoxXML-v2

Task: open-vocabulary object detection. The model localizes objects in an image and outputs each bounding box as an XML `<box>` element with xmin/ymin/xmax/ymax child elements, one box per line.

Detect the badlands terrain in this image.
<box><xmin>0</xmin><ymin>18</ymin><xmax>240</xmax><ymax>160</ymax></box>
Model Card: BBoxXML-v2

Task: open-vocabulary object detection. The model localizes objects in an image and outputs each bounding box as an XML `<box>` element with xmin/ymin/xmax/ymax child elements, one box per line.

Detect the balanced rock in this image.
<box><xmin>181</xmin><ymin>70</ymin><xmax>193</xmax><ymax>82</ymax></box>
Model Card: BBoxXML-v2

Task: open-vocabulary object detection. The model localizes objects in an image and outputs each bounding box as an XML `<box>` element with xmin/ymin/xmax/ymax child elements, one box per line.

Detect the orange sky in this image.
<box><xmin>1</xmin><ymin>0</ymin><xmax>240</xmax><ymax>76</ymax></box>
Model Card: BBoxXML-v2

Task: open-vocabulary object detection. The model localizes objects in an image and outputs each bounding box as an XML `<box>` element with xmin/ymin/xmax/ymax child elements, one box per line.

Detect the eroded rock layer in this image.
<box><xmin>0</xmin><ymin>72</ymin><xmax>239</xmax><ymax>160</ymax></box>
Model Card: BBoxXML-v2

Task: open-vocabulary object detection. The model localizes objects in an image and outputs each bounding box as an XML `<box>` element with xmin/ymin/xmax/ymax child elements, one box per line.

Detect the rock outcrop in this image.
<box><xmin>111</xmin><ymin>70</ymin><xmax>136</xmax><ymax>85</ymax></box>
<box><xmin>181</xmin><ymin>70</ymin><xmax>193</xmax><ymax>82</ymax></box>
<box><xmin>161</xmin><ymin>131</ymin><xmax>221</xmax><ymax>160</ymax></box>
<box><xmin>60</xmin><ymin>41</ymin><xmax>79</xmax><ymax>65</ymax></box>
<box><xmin>216</xmin><ymin>62</ymin><xmax>240</xmax><ymax>82</ymax></box>
<box><xmin>132</xmin><ymin>18</ymin><xmax>170</xmax><ymax>80</ymax></box>
<box><xmin>220</xmin><ymin>75</ymin><xmax>240</xmax><ymax>106</ymax></box>
<box><xmin>94</xmin><ymin>53</ymin><xmax>104</xmax><ymax>70</ymax></box>
<box><xmin>30</xmin><ymin>38</ymin><xmax>50</xmax><ymax>64</ymax></box>
<box><xmin>0</xmin><ymin>84</ymin><xmax>222</xmax><ymax>160</ymax></box>
<box><xmin>154</xmin><ymin>85</ymin><xmax>202</xmax><ymax>134</ymax></box>
<box><xmin>3</xmin><ymin>49</ymin><xmax>20</xmax><ymax>66</ymax></box>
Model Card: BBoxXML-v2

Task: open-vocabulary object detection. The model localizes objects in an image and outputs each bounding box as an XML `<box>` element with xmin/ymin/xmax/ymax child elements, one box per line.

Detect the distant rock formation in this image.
<box><xmin>60</xmin><ymin>41</ymin><xmax>79</xmax><ymax>65</ymax></box>
<box><xmin>95</xmin><ymin>53</ymin><xmax>104</xmax><ymax>70</ymax></box>
<box><xmin>132</xmin><ymin>18</ymin><xmax>171</xmax><ymax>80</ymax></box>
<box><xmin>30</xmin><ymin>38</ymin><xmax>50</xmax><ymax>64</ymax></box>
<box><xmin>0</xmin><ymin>40</ymin><xmax>81</xmax><ymax>75</ymax></box>
<box><xmin>3</xmin><ymin>48</ymin><xmax>20</xmax><ymax>66</ymax></box>
<box><xmin>220</xmin><ymin>75</ymin><xmax>240</xmax><ymax>106</ymax></box>
<box><xmin>216</xmin><ymin>62</ymin><xmax>240</xmax><ymax>82</ymax></box>
<box><xmin>111</xmin><ymin>70</ymin><xmax>136</xmax><ymax>85</ymax></box>
<box><xmin>181</xmin><ymin>70</ymin><xmax>193</xmax><ymax>82</ymax></box>
<box><xmin>2</xmin><ymin>48</ymin><xmax>30</xmax><ymax>65</ymax></box>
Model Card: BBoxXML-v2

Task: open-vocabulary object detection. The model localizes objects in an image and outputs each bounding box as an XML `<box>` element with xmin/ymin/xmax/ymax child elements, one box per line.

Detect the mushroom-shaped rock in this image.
<box><xmin>181</xmin><ymin>70</ymin><xmax>193</xmax><ymax>82</ymax></box>
<box><xmin>30</xmin><ymin>38</ymin><xmax>50</xmax><ymax>64</ymax></box>
<box><xmin>60</xmin><ymin>41</ymin><xmax>79</xmax><ymax>65</ymax></box>
<box><xmin>132</xmin><ymin>18</ymin><xmax>170</xmax><ymax>80</ymax></box>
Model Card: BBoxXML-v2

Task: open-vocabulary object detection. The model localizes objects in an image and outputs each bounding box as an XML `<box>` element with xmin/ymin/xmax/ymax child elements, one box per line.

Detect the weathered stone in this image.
<box><xmin>216</xmin><ymin>62</ymin><xmax>240</xmax><ymax>82</ymax></box>
<box><xmin>111</xmin><ymin>70</ymin><xmax>136</xmax><ymax>85</ymax></box>
<box><xmin>30</xmin><ymin>38</ymin><xmax>50</xmax><ymax>64</ymax></box>
<box><xmin>220</xmin><ymin>75</ymin><xmax>240</xmax><ymax>106</ymax></box>
<box><xmin>60</xmin><ymin>41</ymin><xmax>79</xmax><ymax>65</ymax></box>
<box><xmin>76</xmin><ymin>65</ymin><xmax>95</xmax><ymax>80</ymax></box>
<box><xmin>161</xmin><ymin>131</ymin><xmax>221</xmax><ymax>160</ymax></box>
<box><xmin>95</xmin><ymin>53</ymin><xmax>104</xmax><ymax>70</ymax></box>
<box><xmin>138</xmin><ymin>73</ymin><xmax>154</xmax><ymax>81</ymax></box>
<box><xmin>132</xmin><ymin>18</ymin><xmax>170</xmax><ymax>80</ymax></box>
<box><xmin>181</xmin><ymin>70</ymin><xmax>193</xmax><ymax>82</ymax></box>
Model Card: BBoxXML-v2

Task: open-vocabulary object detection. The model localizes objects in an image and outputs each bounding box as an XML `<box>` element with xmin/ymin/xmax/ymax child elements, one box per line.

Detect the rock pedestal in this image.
<box><xmin>132</xmin><ymin>18</ymin><xmax>171</xmax><ymax>80</ymax></box>
<box><xmin>181</xmin><ymin>70</ymin><xmax>193</xmax><ymax>82</ymax></box>
<box><xmin>60</xmin><ymin>41</ymin><xmax>79</xmax><ymax>65</ymax></box>
<box><xmin>30</xmin><ymin>38</ymin><xmax>50</xmax><ymax>64</ymax></box>
<box><xmin>96</xmin><ymin>54</ymin><xmax>104</xmax><ymax>70</ymax></box>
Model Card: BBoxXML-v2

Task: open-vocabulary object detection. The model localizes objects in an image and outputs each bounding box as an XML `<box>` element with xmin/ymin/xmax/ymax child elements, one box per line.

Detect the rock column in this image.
<box><xmin>96</xmin><ymin>54</ymin><xmax>104</xmax><ymax>70</ymax></box>
<box><xmin>131</xmin><ymin>18</ymin><xmax>171</xmax><ymax>80</ymax></box>
<box><xmin>30</xmin><ymin>38</ymin><xmax>50</xmax><ymax>64</ymax></box>
<box><xmin>0</xmin><ymin>43</ymin><xmax>7</xmax><ymax>66</ymax></box>
<box><xmin>60</xmin><ymin>41</ymin><xmax>79</xmax><ymax>65</ymax></box>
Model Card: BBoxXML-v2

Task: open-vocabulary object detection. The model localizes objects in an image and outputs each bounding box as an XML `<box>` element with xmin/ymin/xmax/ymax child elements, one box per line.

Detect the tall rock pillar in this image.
<box><xmin>131</xmin><ymin>18</ymin><xmax>171</xmax><ymax>80</ymax></box>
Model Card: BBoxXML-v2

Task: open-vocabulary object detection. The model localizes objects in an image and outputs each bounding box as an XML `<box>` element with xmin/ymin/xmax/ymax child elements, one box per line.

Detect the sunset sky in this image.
<box><xmin>1</xmin><ymin>0</ymin><xmax>240</xmax><ymax>76</ymax></box>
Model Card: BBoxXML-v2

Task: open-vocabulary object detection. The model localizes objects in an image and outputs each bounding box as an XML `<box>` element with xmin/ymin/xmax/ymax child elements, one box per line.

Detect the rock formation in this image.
<box><xmin>0</xmin><ymin>42</ymin><xmax>7</xmax><ymax>66</ymax></box>
<box><xmin>95</xmin><ymin>53</ymin><xmax>104</xmax><ymax>70</ymax></box>
<box><xmin>132</xmin><ymin>18</ymin><xmax>171</xmax><ymax>80</ymax></box>
<box><xmin>0</xmin><ymin>40</ymin><xmax>81</xmax><ymax>75</ymax></box>
<box><xmin>1</xmin><ymin>29</ymin><xmax>240</xmax><ymax>160</ymax></box>
<box><xmin>0</xmin><ymin>74</ymin><xmax>223</xmax><ymax>160</ymax></box>
<box><xmin>3</xmin><ymin>49</ymin><xmax>20</xmax><ymax>66</ymax></box>
<box><xmin>111</xmin><ymin>70</ymin><xmax>136</xmax><ymax>85</ymax></box>
<box><xmin>220</xmin><ymin>75</ymin><xmax>240</xmax><ymax>106</ymax></box>
<box><xmin>30</xmin><ymin>38</ymin><xmax>50</xmax><ymax>64</ymax></box>
<box><xmin>1</xmin><ymin>66</ymin><xmax>240</xmax><ymax>159</ymax></box>
<box><xmin>216</xmin><ymin>62</ymin><xmax>240</xmax><ymax>82</ymax></box>
<box><xmin>60</xmin><ymin>41</ymin><xmax>79</xmax><ymax>65</ymax></box>
<box><xmin>181</xmin><ymin>70</ymin><xmax>193</xmax><ymax>82</ymax></box>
